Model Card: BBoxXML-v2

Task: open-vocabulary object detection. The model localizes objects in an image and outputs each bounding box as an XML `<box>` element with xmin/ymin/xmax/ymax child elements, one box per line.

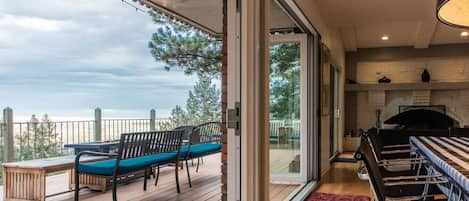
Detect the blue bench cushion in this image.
<box><xmin>288</xmin><ymin>135</ymin><xmax>301</xmax><ymax>140</ymax></box>
<box><xmin>77</xmin><ymin>152</ymin><xmax>177</xmax><ymax>176</ymax></box>
<box><xmin>270</xmin><ymin>135</ymin><xmax>279</xmax><ymax>139</ymax></box>
<box><xmin>180</xmin><ymin>144</ymin><xmax>221</xmax><ymax>158</ymax></box>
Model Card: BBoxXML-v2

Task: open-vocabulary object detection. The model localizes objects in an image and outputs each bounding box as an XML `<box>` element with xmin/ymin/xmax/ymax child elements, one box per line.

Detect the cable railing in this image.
<box><xmin>269</xmin><ymin>119</ymin><xmax>301</xmax><ymax>138</ymax></box>
<box><xmin>100</xmin><ymin>118</ymin><xmax>177</xmax><ymax>140</ymax></box>
<box><xmin>0</xmin><ymin>114</ymin><xmax>298</xmax><ymax>162</ymax></box>
<box><xmin>13</xmin><ymin>120</ymin><xmax>96</xmax><ymax>160</ymax></box>
<box><xmin>102</xmin><ymin>119</ymin><xmax>151</xmax><ymax>141</ymax></box>
<box><xmin>11</xmin><ymin>118</ymin><xmax>179</xmax><ymax>159</ymax></box>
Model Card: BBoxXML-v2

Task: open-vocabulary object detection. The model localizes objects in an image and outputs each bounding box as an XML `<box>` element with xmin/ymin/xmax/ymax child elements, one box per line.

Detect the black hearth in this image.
<box><xmin>384</xmin><ymin>105</ymin><xmax>457</xmax><ymax>129</ymax></box>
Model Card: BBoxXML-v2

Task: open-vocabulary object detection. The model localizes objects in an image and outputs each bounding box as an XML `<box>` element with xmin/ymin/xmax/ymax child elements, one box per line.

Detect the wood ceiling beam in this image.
<box><xmin>414</xmin><ymin>19</ymin><xmax>437</xmax><ymax>49</ymax></box>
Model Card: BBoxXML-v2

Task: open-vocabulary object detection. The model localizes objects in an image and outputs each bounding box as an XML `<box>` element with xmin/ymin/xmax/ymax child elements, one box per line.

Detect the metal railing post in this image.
<box><xmin>150</xmin><ymin>109</ymin><xmax>156</xmax><ymax>131</ymax></box>
<box><xmin>94</xmin><ymin>108</ymin><xmax>102</xmax><ymax>142</ymax></box>
<box><xmin>3</xmin><ymin>107</ymin><xmax>14</xmax><ymax>162</ymax></box>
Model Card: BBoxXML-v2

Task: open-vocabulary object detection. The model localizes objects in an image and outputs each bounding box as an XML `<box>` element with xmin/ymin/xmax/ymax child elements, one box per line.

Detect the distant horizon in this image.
<box><xmin>0</xmin><ymin>0</ymin><xmax>202</xmax><ymax>121</ymax></box>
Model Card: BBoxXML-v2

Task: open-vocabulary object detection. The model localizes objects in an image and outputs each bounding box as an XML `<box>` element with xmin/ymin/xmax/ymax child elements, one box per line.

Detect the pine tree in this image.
<box><xmin>147</xmin><ymin>11</ymin><xmax>301</xmax><ymax>121</ymax></box>
<box><xmin>185</xmin><ymin>75</ymin><xmax>221</xmax><ymax>124</ymax></box>
<box><xmin>169</xmin><ymin>105</ymin><xmax>189</xmax><ymax>126</ymax></box>
<box><xmin>148</xmin><ymin>12</ymin><xmax>222</xmax><ymax>77</ymax></box>
<box><xmin>17</xmin><ymin>114</ymin><xmax>62</xmax><ymax>160</ymax></box>
<box><xmin>168</xmin><ymin>75</ymin><xmax>221</xmax><ymax>125</ymax></box>
<box><xmin>269</xmin><ymin>42</ymin><xmax>301</xmax><ymax>119</ymax></box>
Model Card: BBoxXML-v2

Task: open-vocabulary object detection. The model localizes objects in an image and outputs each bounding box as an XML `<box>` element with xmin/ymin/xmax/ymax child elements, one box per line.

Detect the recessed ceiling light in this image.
<box><xmin>381</xmin><ymin>35</ymin><xmax>389</xmax><ymax>41</ymax></box>
<box><xmin>461</xmin><ymin>31</ymin><xmax>469</xmax><ymax>37</ymax></box>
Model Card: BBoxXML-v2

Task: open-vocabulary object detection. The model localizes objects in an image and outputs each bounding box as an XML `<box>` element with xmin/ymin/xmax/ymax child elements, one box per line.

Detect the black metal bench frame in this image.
<box><xmin>183</xmin><ymin>122</ymin><xmax>222</xmax><ymax>188</ymax></box>
<box><xmin>74</xmin><ymin>130</ymin><xmax>184</xmax><ymax>201</ymax></box>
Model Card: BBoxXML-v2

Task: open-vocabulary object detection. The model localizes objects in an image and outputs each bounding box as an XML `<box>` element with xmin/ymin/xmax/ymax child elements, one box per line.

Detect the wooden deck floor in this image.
<box><xmin>270</xmin><ymin>148</ymin><xmax>300</xmax><ymax>174</ymax></box>
<box><xmin>0</xmin><ymin>154</ymin><xmax>300</xmax><ymax>201</ymax></box>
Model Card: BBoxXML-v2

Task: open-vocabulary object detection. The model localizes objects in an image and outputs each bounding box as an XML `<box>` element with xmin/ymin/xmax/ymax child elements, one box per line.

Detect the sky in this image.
<box><xmin>0</xmin><ymin>0</ymin><xmax>200</xmax><ymax>121</ymax></box>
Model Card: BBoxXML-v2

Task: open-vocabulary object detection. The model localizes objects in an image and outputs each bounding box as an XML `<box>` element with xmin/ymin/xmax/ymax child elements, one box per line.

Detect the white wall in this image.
<box><xmin>294</xmin><ymin>0</ymin><xmax>346</xmax><ymax>176</ymax></box>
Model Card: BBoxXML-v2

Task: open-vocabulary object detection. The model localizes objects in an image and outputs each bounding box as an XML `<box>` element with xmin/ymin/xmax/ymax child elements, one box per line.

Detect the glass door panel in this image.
<box><xmin>269</xmin><ymin>34</ymin><xmax>307</xmax><ymax>183</ymax></box>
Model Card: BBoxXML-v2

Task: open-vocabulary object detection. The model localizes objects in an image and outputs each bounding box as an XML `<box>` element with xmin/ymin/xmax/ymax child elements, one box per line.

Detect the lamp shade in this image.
<box><xmin>437</xmin><ymin>0</ymin><xmax>469</xmax><ymax>28</ymax></box>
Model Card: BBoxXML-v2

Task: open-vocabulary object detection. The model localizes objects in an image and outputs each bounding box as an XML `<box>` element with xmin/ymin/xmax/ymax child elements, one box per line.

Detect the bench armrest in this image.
<box><xmin>75</xmin><ymin>151</ymin><xmax>117</xmax><ymax>167</ymax></box>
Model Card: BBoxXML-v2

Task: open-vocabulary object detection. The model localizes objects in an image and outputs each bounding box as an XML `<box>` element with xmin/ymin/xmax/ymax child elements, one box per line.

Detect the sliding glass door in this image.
<box><xmin>269</xmin><ymin>34</ymin><xmax>308</xmax><ymax>183</ymax></box>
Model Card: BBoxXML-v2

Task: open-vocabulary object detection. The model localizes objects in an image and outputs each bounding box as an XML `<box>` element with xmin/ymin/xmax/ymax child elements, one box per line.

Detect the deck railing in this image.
<box><xmin>0</xmin><ymin>108</ymin><xmax>299</xmax><ymax>163</ymax></box>
<box><xmin>269</xmin><ymin>119</ymin><xmax>301</xmax><ymax>137</ymax></box>
<box><xmin>0</xmin><ymin>108</ymin><xmax>183</xmax><ymax>162</ymax></box>
<box><xmin>0</xmin><ymin>112</ymin><xmax>299</xmax><ymax>162</ymax></box>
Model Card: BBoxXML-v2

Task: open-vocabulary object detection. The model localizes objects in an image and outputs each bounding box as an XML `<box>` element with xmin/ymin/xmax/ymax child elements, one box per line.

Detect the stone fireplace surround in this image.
<box><xmin>347</xmin><ymin>55</ymin><xmax>469</xmax><ymax>132</ymax></box>
<box><xmin>356</xmin><ymin>89</ymin><xmax>468</xmax><ymax>130</ymax></box>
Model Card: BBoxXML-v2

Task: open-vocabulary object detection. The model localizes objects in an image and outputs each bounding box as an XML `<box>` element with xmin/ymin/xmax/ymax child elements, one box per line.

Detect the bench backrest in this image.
<box><xmin>191</xmin><ymin>122</ymin><xmax>222</xmax><ymax>144</ymax></box>
<box><xmin>116</xmin><ymin>130</ymin><xmax>184</xmax><ymax>160</ymax></box>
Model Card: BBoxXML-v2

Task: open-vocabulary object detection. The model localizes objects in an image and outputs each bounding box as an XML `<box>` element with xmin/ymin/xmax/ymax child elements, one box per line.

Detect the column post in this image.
<box><xmin>3</xmin><ymin>107</ymin><xmax>14</xmax><ymax>162</ymax></box>
<box><xmin>94</xmin><ymin>108</ymin><xmax>102</xmax><ymax>141</ymax></box>
<box><xmin>150</xmin><ymin>109</ymin><xmax>156</xmax><ymax>131</ymax></box>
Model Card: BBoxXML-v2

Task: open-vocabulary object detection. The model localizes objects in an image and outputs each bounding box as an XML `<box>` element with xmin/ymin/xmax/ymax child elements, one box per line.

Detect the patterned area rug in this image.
<box><xmin>306</xmin><ymin>192</ymin><xmax>371</xmax><ymax>201</ymax></box>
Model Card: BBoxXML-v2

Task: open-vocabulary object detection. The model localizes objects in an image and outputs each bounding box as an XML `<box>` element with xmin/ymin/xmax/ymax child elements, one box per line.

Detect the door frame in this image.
<box><xmin>269</xmin><ymin>34</ymin><xmax>308</xmax><ymax>183</ymax></box>
<box><xmin>227</xmin><ymin>0</ymin><xmax>322</xmax><ymax>200</ymax></box>
<box><xmin>329</xmin><ymin>65</ymin><xmax>340</xmax><ymax>159</ymax></box>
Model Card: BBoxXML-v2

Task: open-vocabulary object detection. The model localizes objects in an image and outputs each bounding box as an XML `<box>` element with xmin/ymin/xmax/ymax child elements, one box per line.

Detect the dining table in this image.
<box><xmin>410</xmin><ymin>136</ymin><xmax>469</xmax><ymax>201</ymax></box>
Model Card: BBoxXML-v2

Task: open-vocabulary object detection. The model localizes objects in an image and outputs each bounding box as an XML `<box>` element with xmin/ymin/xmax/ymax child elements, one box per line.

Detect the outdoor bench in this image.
<box><xmin>179</xmin><ymin>122</ymin><xmax>222</xmax><ymax>188</ymax></box>
<box><xmin>74</xmin><ymin>130</ymin><xmax>185</xmax><ymax>201</ymax></box>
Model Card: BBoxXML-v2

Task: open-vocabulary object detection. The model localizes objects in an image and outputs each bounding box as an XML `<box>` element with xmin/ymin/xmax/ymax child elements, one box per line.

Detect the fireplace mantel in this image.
<box><xmin>345</xmin><ymin>82</ymin><xmax>469</xmax><ymax>92</ymax></box>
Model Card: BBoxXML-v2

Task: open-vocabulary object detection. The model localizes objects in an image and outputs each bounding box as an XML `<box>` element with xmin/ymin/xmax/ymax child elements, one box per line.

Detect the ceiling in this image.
<box><xmin>313</xmin><ymin>0</ymin><xmax>469</xmax><ymax>51</ymax></box>
<box><xmin>137</xmin><ymin>0</ymin><xmax>468</xmax><ymax>50</ymax></box>
<box><xmin>138</xmin><ymin>0</ymin><xmax>297</xmax><ymax>36</ymax></box>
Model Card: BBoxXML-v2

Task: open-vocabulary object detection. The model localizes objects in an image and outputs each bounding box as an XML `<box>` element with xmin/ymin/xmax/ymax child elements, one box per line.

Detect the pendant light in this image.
<box><xmin>436</xmin><ymin>0</ymin><xmax>469</xmax><ymax>28</ymax></box>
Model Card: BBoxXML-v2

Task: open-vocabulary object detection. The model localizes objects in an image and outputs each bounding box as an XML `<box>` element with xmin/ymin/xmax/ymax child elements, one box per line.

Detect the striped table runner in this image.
<box><xmin>410</xmin><ymin>136</ymin><xmax>469</xmax><ymax>195</ymax></box>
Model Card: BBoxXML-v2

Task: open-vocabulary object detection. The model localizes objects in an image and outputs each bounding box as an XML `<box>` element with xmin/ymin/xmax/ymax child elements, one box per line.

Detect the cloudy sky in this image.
<box><xmin>0</xmin><ymin>0</ymin><xmax>199</xmax><ymax>120</ymax></box>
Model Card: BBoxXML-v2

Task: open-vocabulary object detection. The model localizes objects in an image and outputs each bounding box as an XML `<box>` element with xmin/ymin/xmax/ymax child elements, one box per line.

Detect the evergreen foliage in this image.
<box><xmin>16</xmin><ymin>114</ymin><xmax>63</xmax><ymax>161</ymax></box>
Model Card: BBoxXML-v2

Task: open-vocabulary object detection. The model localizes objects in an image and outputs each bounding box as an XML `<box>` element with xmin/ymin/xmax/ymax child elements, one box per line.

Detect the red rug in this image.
<box><xmin>306</xmin><ymin>192</ymin><xmax>371</xmax><ymax>201</ymax></box>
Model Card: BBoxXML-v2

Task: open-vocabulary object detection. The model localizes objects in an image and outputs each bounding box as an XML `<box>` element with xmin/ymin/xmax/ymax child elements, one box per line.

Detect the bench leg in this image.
<box><xmin>175</xmin><ymin>161</ymin><xmax>180</xmax><ymax>193</ymax></box>
<box><xmin>185</xmin><ymin>159</ymin><xmax>192</xmax><ymax>188</ymax></box>
<box><xmin>143</xmin><ymin>168</ymin><xmax>148</xmax><ymax>191</ymax></box>
<box><xmin>154</xmin><ymin>165</ymin><xmax>160</xmax><ymax>186</ymax></box>
<box><xmin>112</xmin><ymin>175</ymin><xmax>118</xmax><ymax>201</ymax></box>
<box><xmin>74</xmin><ymin>169</ymin><xmax>80</xmax><ymax>201</ymax></box>
<box><xmin>196</xmin><ymin>158</ymin><xmax>200</xmax><ymax>173</ymax></box>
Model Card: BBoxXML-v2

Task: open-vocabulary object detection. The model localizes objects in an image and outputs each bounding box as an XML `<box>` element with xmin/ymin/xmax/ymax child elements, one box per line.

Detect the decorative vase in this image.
<box><xmin>378</xmin><ymin>76</ymin><xmax>391</xmax><ymax>83</ymax></box>
<box><xmin>421</xmin><ymin>68</ymin><xmax>430</xmax><ymax>82</ymax></box>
